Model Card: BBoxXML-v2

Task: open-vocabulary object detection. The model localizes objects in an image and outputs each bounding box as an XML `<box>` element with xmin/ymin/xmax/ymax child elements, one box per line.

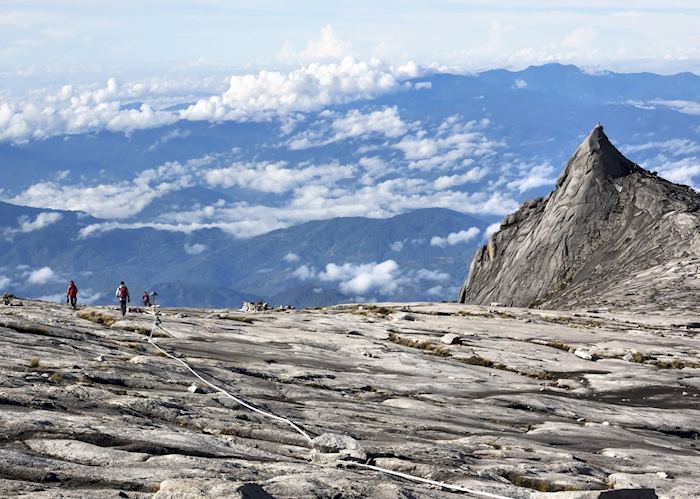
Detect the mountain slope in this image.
<box><xmin>459</xmin><ymin>125</ymin><xmax>700</xmax><ymax>311</ymax></box>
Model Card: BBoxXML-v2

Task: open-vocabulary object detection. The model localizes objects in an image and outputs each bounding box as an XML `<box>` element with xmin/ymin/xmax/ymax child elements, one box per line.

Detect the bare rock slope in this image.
<box><xmin>459</xmin><ymin>125</ymin><xmax>700</xmax><ymax>311</ymax></box>
<box><xmin>1</xmin><ymin>300</ymin><xmax>699</xmax><ymax>498</ymax></box>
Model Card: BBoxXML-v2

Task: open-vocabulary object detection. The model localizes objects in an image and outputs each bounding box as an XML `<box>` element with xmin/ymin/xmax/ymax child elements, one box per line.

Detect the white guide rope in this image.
<box><xmin>148</xmin><ymin>320</ymin><xmax>312</xmax><ymax>442</ymax></box>
<box><xmin>147</xmin><ymin>313</ymin><xmax>514</xmax><ymax>499</ymax></box>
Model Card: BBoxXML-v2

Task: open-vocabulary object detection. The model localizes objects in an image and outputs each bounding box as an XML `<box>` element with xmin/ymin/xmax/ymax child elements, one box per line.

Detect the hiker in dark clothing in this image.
<box><xmin>66</xmin><ymin>280</ymin><xmax>78</xmax><ymax>309</ymax></box>
<box><xmin>116</xmin><ymin>281</ymin><xmax>130</xmax><ymax>316</ymax></box>
<box><xmin>142</xmin><ymin>291</ymin><xmax>151</xmax><ymax>307</ymax></box>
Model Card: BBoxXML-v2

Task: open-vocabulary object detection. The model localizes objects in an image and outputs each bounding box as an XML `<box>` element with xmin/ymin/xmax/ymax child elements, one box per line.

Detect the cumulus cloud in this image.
<box><xmin>319</xmin><ymin>260</ymin><xmax>400</xmax><ymax>295</ymax></box>
<box><xmin>654</xmin><ymin>157</ymin><xmax>700</xmax><ymax>188</ymax></box>
<box><xmin>18</xmin><ymin>212</ymin><xmax>62</xmax><ymax>232</ymax></box>
<box><xmin>513</xmin><ymin>79</ymin><xmax>528</xmax><ymax>89</ymax></box>
<box><xmin>621</xmin><ymin>139</ymin><xmax>700</xmax><ymax>156</ymax></box>
<box><xmin>506</xmin><ymin>163</ymin><xmax>557</xmax><ymax>193</ymax></box>
<box><xmin>486</xmin><ymin>222</ymin><xmax>502</xmax><ymax>236</ymax></box>
<box><xmin>390</xmin><ymin>240</ymin><xmax>404</xmax><ymax>252</ymax></box>
<box><xmin>279</xmin><ymin>25</ymin><xmax>351</xmax><ymax>63</ymax></box>
<box><xmin>395</xmin><ymin>117</ymin><xmax>499</xmax><ymax>170</ymax></box>
<box><xmin>288</xmin><ymin>106</ymin><xmax>409</xmax><ymax>149</ymax></box>
<box><xmin>430</xmin><ymin>227</ymin><xmax>481</xmax><ymax>247</ymax></box>
<box><xmin>0</xmin><ymin>78</ymin><xmax>178</xmax><ymax>142</ymax></box>
<box><xmin>292</xmin><ymin>264</ymin><xmax>315</xmax><ymax>280</ymax></box>
<box><xmin>0</xmin><ymin>275</ymin><xmax>11</xmax><ymax>288</ymax></box>
<box><xmin>184</xmin><ymin>242</ymin><xmax>207</xmax><ymax>255</ymax></box>
<box><xmin>10</xmin><ymin>159</ymin><xmax>196</xmax><ymax>219</ymax></box>
<box><xmin>283</xmin><ymin>252</ymin><xmax>300</xmax><ymax>263</ymax></box>
<box><xmin>181</xmin><ymin>57</ymin><xmax>419</xmax><ymax>122</ymax></box>
<box><xmin>26</xmin><ymin>266</ymin><xmax>57</xmax><ymax>285</ymax></box>
<box><xmin>204</xmin><ymin>161</ymin><xmax>355</xmax><ymax>194</ymax></box>
<box><xmin>433</xmin><ymin>167</ymin><xmax>488</xmax><ymax>189</ymax></box>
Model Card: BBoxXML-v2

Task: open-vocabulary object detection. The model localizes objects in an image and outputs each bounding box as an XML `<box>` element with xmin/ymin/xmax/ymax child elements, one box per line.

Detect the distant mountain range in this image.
<box><xmin>0</xmin><ymin>202</ymin><xmax>488</xmax><ymax>307</ymax></box>
<box><xmin>1</xmin><ymin>63</ymin><xmax>698</xmax><ymax>307</ymax></box>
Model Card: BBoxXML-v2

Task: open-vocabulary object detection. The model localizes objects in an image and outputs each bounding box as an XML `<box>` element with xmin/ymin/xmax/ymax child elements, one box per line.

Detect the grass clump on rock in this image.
<box><xmin>78</xmin><ymin>309</ymin><xmax>116</xmax><ymax>327</ymax></box>
<box><xmin>388</xmin><ymin>333</ymin><xmax>450</xmax><ymax>357</ymax></box>
<box><xmin>654</xmin><ymin>358</ymin><xmax>700</xmax><ymax>369</ymax></box>
<box><xmin>29</xmin><ymin>356</ymin><xmax>40</xmax><ymax>368</ymax></box>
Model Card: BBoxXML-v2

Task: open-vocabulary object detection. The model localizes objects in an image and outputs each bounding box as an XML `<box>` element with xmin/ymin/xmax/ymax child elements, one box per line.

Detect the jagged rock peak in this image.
<box><xmin>554</xmin><ymin>124</ymin><xmax>640</xmax><ymax>193</ymax></box>
<box><xmin>459</xmin><ymin>125</ymin><xmax>700</xmax><ymax>311</ymax></box>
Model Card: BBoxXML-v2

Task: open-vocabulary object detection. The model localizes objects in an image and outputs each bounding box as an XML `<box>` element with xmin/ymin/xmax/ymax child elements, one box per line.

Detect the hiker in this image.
<box><xmin>66</xmin><ymin>280</ymin><xmax>78</xmax><ymax>309</ymax></box>
<box><xmin>116</xmin><ymin>281</ymin><xmax>130</xmax><ymax>316</ymax></box>
<box><xmin>142</xmin><ymin>291</ymin><xmax>151</xmax><ymax>307</ymax></box>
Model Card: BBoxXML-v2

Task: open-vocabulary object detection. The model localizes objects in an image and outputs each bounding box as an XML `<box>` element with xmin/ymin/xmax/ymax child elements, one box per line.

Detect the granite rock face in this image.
<box><xmin>1</xmin><ymin>300</ymin><xmax>698</xmax><ymax>498</ymax></box>
<box><xmin>459</xmin><ymin>125</ymin><xmax>700</xmax><ymax>311</ymax></box>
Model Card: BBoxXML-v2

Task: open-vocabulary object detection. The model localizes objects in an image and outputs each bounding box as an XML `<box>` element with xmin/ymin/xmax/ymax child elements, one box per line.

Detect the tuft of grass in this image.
<box><xmin>545</xmin><ymin>341</ymin><xmax>571</xmax><ymax>352</ymax></box>
<box><xmin>458</xmin><ymin>355</ymin><xmax>494</xmax><ymax>368</ymax></box>
<box><xmin>77</xmin><ymin>310</ymin><xmax>116</xmax><ymax>327</ymax></box>
<box><xmin>388</xmin><ymin>333</ymin><xmax>450</xmax><ymax>357</ymax></box>
<box><xmin>629</xmin><ymin>352</ymin><xmax>650</xmax><ymax>363</ymax></box>
<box><xmin>654</xmin><ymin>358</ymin><xmax>700</xmax><ymax>369</ymax></box>
<box><xmin>508</xmin><ymin>474</ymin><xmax>581</xmax><ymax>493</ymax></box>
<box><xmin>48</xmin><ymin>372</ymin><xmax>62</xmax><ymax>382</ymax></box>
<box><xmin>29</xmin><ymin>356</ymin><xmax>40</xmax><ymax>368</ymax></box>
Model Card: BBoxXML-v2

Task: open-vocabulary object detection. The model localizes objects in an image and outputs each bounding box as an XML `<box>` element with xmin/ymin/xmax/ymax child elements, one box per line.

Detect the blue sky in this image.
<box><xmin>2</xmin><ymin>0</ymin><xmax>699</xmax><ymax>89</ymax></box>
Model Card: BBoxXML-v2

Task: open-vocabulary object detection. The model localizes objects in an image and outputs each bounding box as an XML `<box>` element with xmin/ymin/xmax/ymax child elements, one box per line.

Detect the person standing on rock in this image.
<box><xmin>116</xmin><ymin>281</ymin><xmax>130</xmax><ymax>316</ymax></box>
<box><xmin>142</xmin><ymin>291</ymin><xmax>151</xmax><ymax>307</ymax></box>
<box><xmin>66</xmin><ymin>280</ymin><xmax>78</xmax><ymax>309</ymax></box>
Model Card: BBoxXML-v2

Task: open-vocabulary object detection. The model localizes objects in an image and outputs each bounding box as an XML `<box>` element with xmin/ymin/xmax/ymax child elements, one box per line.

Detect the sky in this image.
<box><xmin>1</xmin><ymin>0</ymin><xmax>700</xmax><ymax>92</ymax></box>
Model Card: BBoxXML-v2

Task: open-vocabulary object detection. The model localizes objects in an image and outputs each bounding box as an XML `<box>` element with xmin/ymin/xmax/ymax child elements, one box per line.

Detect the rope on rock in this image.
<box><xmin>148</xmin><ymin>317</ymin><xmax>313</xmax><ymax>443</ymax></box>
<box><xmin>146</xmin><ymin>311</ymin><xmax>514</xmax><ymax>499</ymax></box>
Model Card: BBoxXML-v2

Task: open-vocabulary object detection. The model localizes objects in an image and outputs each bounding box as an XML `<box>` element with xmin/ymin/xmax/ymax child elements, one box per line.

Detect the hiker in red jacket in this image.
<box><xmin>66</xmin><ymin>280</ymin><xmax>78</xmax><ymax>309</ymax></box>
<box><xmin>142</xmin><ymin>291</ymin><xmax>151</xmax><ymax>307</ymax></box>
<box><xmin>116</xmin><ymin>281</ymin><xmax>130</xmax><ymax>316</ymax></box>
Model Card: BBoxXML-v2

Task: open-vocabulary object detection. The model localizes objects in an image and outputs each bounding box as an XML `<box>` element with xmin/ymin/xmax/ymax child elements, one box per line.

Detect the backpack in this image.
<box><xmin>118</xmin><ymin>286</ymin><xmax>128</xmax><ymax>300</ymax></box>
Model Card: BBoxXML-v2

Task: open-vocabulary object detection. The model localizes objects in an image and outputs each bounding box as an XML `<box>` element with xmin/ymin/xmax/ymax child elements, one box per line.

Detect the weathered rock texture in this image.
<box><xmin>1</xmin><ymin>300</ymin><xmax>699</xmax><ymax>497</ymax></box>
<box><xmin>459</xmin><ymin>125</ymin><xmax>700</xmax><ymax>311</ymax></box>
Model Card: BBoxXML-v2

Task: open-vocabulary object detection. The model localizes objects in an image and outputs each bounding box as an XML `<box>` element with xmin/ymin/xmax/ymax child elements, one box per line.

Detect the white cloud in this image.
<box><xmin>430</xmin><ymin>227</ymin><xmax>481</xmax><ymax>247</ymax></box>
<box><xmin>283</xmin><ymin>252</ymin><xmax>300</xmax><ymax>263</ymax></box>
<box><xmin>204</xmin><ymin>161</ymin><xmax>355</xmax><ymax>194</ymax></box>
<box><xmin>390</xmin><ymin>240</ymin><xmax>404</xmax><ymax>252</ymax></box>
<box><xmin>0</xmin><ymin>78</ymin><xmax>178</xmax><ymax>142</ymax></box>
<box><xmin>426</xmin><ymin>285</ymin><xmax>444</xmax><ymax>296</ymax></box>
<box><xmin>288</xmin><ymin>106</ymin><xmax>408</xmax><ymax>149</ymax></box>
<box><xmin>415</xmin><ymin>268</ymin><xmax>450</xmax><ymax>281</ymax></box>
<box><xmin>292</xmin><ymin>264</ymin><xmax>315</xmax><ymax>280</ymax></box>
<box><xmin>279</xmin><ymin>25</ymin><xmax>351</xmax><ymax>63</ymax></box>
<box><xmin>395</xmin><ymin>117</ymin><xmax>500</xmax><ymax>171</ymax></box>
<box><xmin>181</xmin><ymin>57</ymin><xmax>419</xmax><ymax>122</ymax></box>
<box><xmin>621</xmin><ymin>139</ymin><xmax>700</xmax><ymax>157</ymax></box>
<box><xmin>486</xmin><ymin>222</ymin><xmax>501</xmax><ymax>236</ymax></box>
<box><xmin>319</xmin><ymin>260</ymin><xmax>400</xmax><ymax>295</ymax></box>
<box><xmin>414</xmin><ymin>82</ymin><xmax>432</xmax><ymax>90</ymax></box>
<box><xmin>26</xmin><ymin>266</ymin><xmax>57</xmax><ymax>285</ymax></box>
<box><xmin>513</xmin><ymin>79</ymin><xmax>528</xmax><ymax>89</ymax></box>
<box><xmin>18</xmin><ymin>212</ymin><xmax>62</xmax><ymax>232</ymax></box>
<box><xmin>0</xmin><ymin>275</ymin><xmax>11</xmax><ymax>288</ymax></box>
<box><xmin>148</xmin><ymin>128</ymin><xmax>191</xmax><ymax>151</ymax></box>
<box><xmin>10</xmin><ymin>159</ymin><xmax>196</xmax><ymax>219</ymax></box>
<box><xmin>654</xmin><ymin>157</ymin><xmax>700</xmax><ymax>188</ymax></box>
<box><xmin>652</xmin><ymin>100</ymin><xmax>700</xmax><ymax>115</ymax></box>
<box><xmin>506</xmin><ymin>163</ymin><xmax>557</xmax><ymax>193</ymax></box>
<box><xmin>184</xmin><ymin>242</ymin><xmax>207</xmax><ymax>255</ymax></box>
<box><xmin>433</xmin><ymin>167</ymin><xmax>488</xmax><ymax>189</ymax></box>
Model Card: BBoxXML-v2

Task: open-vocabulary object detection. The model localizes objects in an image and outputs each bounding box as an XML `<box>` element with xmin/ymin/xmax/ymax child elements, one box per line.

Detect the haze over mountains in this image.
<box><xmin>1</xmin><ymin>63</ymin><xmax>699</xmax><ymax>307</ymax></box>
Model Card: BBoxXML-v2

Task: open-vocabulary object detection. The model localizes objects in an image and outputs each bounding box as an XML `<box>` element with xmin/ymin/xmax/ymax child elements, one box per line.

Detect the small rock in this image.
<box><xmin>682</xmin><ymin>391</ymin><xmax>688</xmax><ymax>396</ymax></box>
<box><xmin>574</xmin><ymin>349</ymin><xmax>594</xmax><ymax>360</ymax></box>
<box><xmin>440</xmin><ymin>333</ymin><xmax>461</xmax><ymax>345</ymax></box>
<box><xmin>95</xmin><ymin>355</ymin><xmax>105</xmax><ymax>362</ymax></box>
<box><xmin>311</xmin><ymin>433</ymin><xmax>361</xmax><ymax>453</ymax></box>
<box><xmin>656</xmin><ymin>471</ymin><xmax>668</xmax><ymax>479</ymax></box>
<box><xmin>187</xmin><ymin>383</ymin><xmax>206</xmax><ymax>394</ymax></box>
<box><xmin>602</xmin><ymin>421</ymin><xmax>610</xmax><ymax>426</ymax></box>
